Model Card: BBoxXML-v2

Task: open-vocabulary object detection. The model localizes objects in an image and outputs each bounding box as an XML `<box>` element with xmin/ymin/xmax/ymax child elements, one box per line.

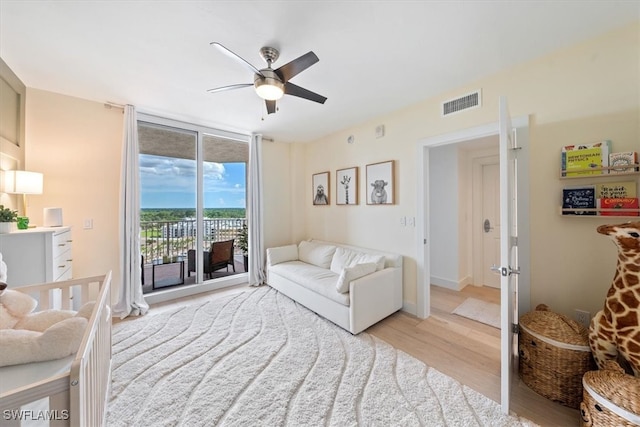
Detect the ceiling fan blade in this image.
<box><xmin>284</xmin><ymin>82</ymin><xmax>327</xmax><ymax>104</ymax></box>
<box><xmin>274</xmin><ymin>51</ymin><xmax>319</xmax><ymax>81</ymax></box>
<box><xmin>211</xmin><ymin>42</ymin><xmax>264</xmax><ymax>77</ymax></box>
<box><xmin>266</xmin><ymin>100</ymin><xmax>276</xmax><ymax>114</ymax></box>
<box><xmin>207</xmin><ymin>83</ymin><xmax>253</xmax><ymax>93</ymax></box>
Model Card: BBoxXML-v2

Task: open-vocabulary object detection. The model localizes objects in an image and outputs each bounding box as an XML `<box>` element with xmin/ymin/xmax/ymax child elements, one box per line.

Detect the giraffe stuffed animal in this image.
<box><xmin>588</xmin><ymin>221</ymin><xmax>640</xmax><ymax>377</ymax></box>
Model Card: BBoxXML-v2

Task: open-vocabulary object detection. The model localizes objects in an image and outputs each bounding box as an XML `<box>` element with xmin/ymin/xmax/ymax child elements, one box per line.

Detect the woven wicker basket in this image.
<box><xmin>580</xmin><ymin>362</ymin><xmax>640</xmax><ymax>427</ymax></box>
<box><xmin>519</xmin><ymin>304</ymin><xmax>596</xmax><ymax>409</ymax></box>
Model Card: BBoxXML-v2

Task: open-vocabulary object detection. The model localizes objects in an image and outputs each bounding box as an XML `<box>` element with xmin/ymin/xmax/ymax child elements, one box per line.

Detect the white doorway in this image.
<box><xmin>415</xmin><ymin>114</ymin><xmax>531</xmax><ymax>412</ymax></box>
<box><xmin>415</xmin><ymin>119</ymin><xmax>530</xmax><ymax>317</ymax></box>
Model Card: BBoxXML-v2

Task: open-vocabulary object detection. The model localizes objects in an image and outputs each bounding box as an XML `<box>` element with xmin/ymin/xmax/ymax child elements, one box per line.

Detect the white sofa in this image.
<box><xmin>266</xmin><ymin>239</ymin><xmax>403</xmax><ymax>334</ymax></box>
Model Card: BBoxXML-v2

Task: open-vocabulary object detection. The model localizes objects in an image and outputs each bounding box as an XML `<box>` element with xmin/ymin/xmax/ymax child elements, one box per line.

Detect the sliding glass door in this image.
<box><xmin>137</xmin><ymin>116</ymin><xmax>248</xmax><ymax>293</ymax></box>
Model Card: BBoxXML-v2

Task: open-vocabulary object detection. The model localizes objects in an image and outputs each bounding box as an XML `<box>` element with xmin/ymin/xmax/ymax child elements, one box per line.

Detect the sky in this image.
<box><xmin>139</xmin><ymin>154</ymin><xmax>246</xmax><ymax>209</ymax></box>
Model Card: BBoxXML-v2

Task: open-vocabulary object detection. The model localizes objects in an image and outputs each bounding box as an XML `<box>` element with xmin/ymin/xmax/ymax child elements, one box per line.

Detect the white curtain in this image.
<box><xmin>114</xmin><ymin>105</ymin><xmax>149</xmax><ymax>318</ymax></box>
<box><xmin>248</xmin><ymin>134</ymin><xmax>265</xmax><ymax>286</ymax></box>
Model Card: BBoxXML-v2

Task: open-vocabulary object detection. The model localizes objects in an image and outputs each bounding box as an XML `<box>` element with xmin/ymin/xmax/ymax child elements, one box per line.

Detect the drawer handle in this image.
<box><xmin>58</xmin><ymin>264</ymin><xmax>66</xmax><ymax>269</ymax></box>
<box><xmin>67</xmin><ymin>240</ymin><xmax>73</xmax><ymax>243</ymax></box>
<box><xmin>67</xmin><ymin>259</ymin><xmax>73</xmax><ymax>262</ymax></box>
<box><xmin>58</xmin><ymin>243</ymin><xmax>66</xmax><ymax>247</ymax></box>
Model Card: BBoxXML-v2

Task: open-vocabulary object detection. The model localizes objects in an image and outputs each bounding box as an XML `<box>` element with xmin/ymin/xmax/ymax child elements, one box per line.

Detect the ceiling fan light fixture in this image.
<box><xmin>254</xmin><ymin>77</ymin><xmax>284</xmax><ymax>101</ymax></box>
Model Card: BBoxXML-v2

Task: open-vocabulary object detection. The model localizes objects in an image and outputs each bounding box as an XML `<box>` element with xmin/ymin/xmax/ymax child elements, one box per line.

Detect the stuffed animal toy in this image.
<box><xmin>0</xmin><ymin>252</ymin><xmax>94</xmax><ymax>367</ymax></box>
<box><xmin>588</xmin><ymin>222</ymin><xmax>640</xmax><ymax>377</ymax></box>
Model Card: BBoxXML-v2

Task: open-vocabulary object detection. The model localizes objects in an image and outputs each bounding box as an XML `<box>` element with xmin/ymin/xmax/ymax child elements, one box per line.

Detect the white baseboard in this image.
<box><xmin>402</xmin><ymin>300</ymin><xmax>416</xmax><ymax>316</ymax></box>
<box><xmin>430</xmin><ymin>275</ymin><xmax>464</xmax><ymax>291</ymax></box>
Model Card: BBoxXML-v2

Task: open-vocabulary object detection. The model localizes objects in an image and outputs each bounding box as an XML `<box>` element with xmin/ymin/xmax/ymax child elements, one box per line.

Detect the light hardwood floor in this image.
<box><xmin>369</xmin><ymin>285</ymin><xmax>580</xmax><ymax>427</ymax></box>
<box><xmin>128</xmin><ymin>283</ymin><xmax>580</xmax><ymax>427</ymax></box>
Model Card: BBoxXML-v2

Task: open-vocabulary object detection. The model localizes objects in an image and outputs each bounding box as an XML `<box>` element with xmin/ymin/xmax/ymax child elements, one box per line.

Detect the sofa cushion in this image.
<box><xmin>267</xmin><ymin>244</ymin><xmax>298</xmax><ymax>266</ymax></box>
<box><xmin>268</xmin><ymin>261</ymin><xmax>350</xmax><ymax>306</ymax></box>
<box><xmin>336</xmin><ymin>262</ymin><xmax>378</xmax><ymax>293</ymax></box>
<box><xmin>298</xmin><ymin>241</ymin><xmax>336</xmax><ymax>269</ymax></box>
<box><xmin>330</xmin><ymin>247</ymin><xmax>385</xmax><ymax>274</ymax></box>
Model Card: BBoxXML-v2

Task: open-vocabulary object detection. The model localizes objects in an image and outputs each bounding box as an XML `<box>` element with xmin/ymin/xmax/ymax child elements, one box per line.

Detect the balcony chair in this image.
<box><xmin>187</xmin><ymin>239</ymin><xmax>236</xmax><ymax>279</ymax></box>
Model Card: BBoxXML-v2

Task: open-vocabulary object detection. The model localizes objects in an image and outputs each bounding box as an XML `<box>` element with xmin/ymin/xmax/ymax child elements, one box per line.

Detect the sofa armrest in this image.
<box><xmin>266</xmin><ymin>244</ymin><xmax>299</xmax><ymax>267</ymax></box>
<box><xmin>349</xmin><ymin>267</ymin><xmax>403</xmax><ymax>334</ymax></box>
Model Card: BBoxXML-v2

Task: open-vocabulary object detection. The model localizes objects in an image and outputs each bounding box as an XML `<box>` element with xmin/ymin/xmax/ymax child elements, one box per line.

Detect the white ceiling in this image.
<box><xmin>1</xmin><ymin>1</ymin><xmax>638</xmax><ymax>143</ymax></box>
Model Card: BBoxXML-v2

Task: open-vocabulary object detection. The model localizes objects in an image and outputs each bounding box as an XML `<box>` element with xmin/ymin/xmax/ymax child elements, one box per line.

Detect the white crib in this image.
<box><xmin>0</xmin><ymin>272</ymin><xmax>112</xmax><ymax>427</ymax></box>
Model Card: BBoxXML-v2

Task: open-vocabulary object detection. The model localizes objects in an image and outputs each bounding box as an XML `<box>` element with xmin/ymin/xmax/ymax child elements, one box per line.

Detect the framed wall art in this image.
<box><xmin>366</xmin><ymin>160</ymin><xmax>394</xmax><ymax>205</ymax></box>
<box><xmin>336</xmin><ymin>166</ymin><xmax>358</xmax><ymax>205</ymax></box>
<box><xmin>312</xmin><ymin>171</ymin><xmax>330</xmax><ymax>205</ymax></box>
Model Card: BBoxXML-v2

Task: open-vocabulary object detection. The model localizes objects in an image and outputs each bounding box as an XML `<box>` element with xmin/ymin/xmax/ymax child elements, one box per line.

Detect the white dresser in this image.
<box><xmin>0</xmin><ymin>226</ymin><xmax>73</xmax><ymax>287</ymax></box>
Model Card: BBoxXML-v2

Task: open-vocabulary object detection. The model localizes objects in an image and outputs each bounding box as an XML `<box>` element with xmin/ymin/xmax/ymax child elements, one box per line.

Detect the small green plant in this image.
<box><xmin>0</xmin><ymin>205</ymin><xmax>18</xmax><ymax>222</ymax></box>
<box><xmin>237</xmin><ymin>224</ymin><xmax>248</xmax><ymax>255</ymax></box>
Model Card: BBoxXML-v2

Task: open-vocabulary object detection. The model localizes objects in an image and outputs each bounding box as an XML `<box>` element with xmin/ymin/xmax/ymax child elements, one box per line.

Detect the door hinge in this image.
<box><xmin>510</xmin><ymin>236</ymin><xmax>518</xmax><ymax>246</ymax></box>
<box><xmin>512</xmin><ymin>323</ymin><xmax>519</xmax><ymax>334</ymax></box>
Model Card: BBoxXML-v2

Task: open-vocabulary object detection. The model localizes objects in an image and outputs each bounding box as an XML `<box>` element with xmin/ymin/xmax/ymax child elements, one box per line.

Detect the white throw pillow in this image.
<box><xmin>267</xmin><ymin>244</ymin><xmax>298</xmax><ymax>266</ymax></box>
<box><xmin>330</xmin><ymin>247</ymin><xmax>358</xmax><ymax>274</ymax></box>
<box><xmin>298</xmin><ymin>241</ymin><xmax>336</xmax><ymax>269</ymax></box>
<box><xmin>351</xmin><ymin>252</ymin><xmax>386</xmax><ymax>271</ymax></box>
<box><xmin>330</xmin><ymin>247</ymin><xmax>386</xmax><ymax>273</ymax></box>
<box><xmin>336</xmin><ymin>262</ymin><xmax>377</xmax><ymax>293</ymax></box>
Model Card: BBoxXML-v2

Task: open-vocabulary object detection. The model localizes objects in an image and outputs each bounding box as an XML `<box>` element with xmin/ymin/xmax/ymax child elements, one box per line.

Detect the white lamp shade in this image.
<box><xmin>4</xmin><ymin>171</ymin><xmax>44</xmax><ymax>194</ymax></box>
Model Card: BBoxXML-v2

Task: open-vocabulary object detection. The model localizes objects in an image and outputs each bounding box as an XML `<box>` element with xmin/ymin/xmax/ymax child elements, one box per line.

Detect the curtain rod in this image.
<box><xmin>106</xmin><ymin>103</ymin><xmax>275</xmax><ymax>142</ymax></box>
<box><xmin>104</xmin><ymin>101</ymin><xmax>125</xmax><ymax>110</ymax></box>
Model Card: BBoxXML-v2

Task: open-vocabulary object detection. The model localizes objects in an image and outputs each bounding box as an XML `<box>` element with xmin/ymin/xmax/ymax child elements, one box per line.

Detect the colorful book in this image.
<box><xmin>561</xmin><ymin>140</ymin><xmax>611</xmax><ymax>176</ymax></box>
<box><xmin>598</xmin><ymin>198</ymin><xmax>639</xmax><ymax>216</ymax></box>
<box><xmin>609</xmin><ymin>151</ymin><xmax>639</xmax><ymax>174</ymax></box>
<box><xmin>562</xmin><ymin>186</ymin><xmax>596</xmax><ymax>215</ymax></box>
<box><xmin>596</xmin><ymin>181</ymin><xmax>637</xmax><ymax>199</ymax></box>
<box><xmin>564</xmin><ymin>148</ymin><xmax>602</xmax><ymax>176</ymax></box>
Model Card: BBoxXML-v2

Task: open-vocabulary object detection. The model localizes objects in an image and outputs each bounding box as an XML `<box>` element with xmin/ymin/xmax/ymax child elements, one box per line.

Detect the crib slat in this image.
<box><xmin>39</xmin><ymin>290</ymin><xmax>50</xmax><ymax>310</ymax></box>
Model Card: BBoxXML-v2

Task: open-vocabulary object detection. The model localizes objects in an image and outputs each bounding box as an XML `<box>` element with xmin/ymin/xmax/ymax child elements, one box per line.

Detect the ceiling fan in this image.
<box><xmin>208</xmin><ymin>42</ymin><xmax>327</xmax><ymax>114</ymax></box>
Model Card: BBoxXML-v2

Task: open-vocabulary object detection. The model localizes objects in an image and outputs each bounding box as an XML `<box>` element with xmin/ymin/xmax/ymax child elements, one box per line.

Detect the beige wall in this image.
<box><xmin>25</xmin><ymin>89</ymin><xmax>123</xmax><ymax>294</ymax></box>
<box><xmin>300</xmin><ymin>22</ymin><xmax>639</xmax><ymax>318</ymax></box>
<box><xmin>13</xmin><ymin>22</ymin><xmax>639</xmax><ymax>320</ymax></box>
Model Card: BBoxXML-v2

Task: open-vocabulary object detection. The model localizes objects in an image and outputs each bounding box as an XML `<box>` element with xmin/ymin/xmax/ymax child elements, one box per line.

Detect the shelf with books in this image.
<box><xmin>559</xmin><ymin>164</ymin><xmax>640</xmax><ymax>179</ymax></box>
<box><xmin>560</xmin><ymin>179</ymin><xmax>640</xmax><ymax>218</ymax></box>
<box><xmin>560</xmin><ymin>207</ymin><xmax>640</xmax><ymax>217</ymax></box>
<box><xmin>559</xmin><ymin>143</ymin><xmax>639</xmax><ymax>217</ymax></box>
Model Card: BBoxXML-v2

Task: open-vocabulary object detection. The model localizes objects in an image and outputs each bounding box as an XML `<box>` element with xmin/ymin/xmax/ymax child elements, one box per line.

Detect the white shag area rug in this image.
<box><xmin>107</xmin><ymin>286</ymin><xmax>535</xmax><ymax>426</ymax></box>
<box><xmin>452</xmin><ymin>298</ymin><xmax>501</xmax><ymax>329</ymax></box>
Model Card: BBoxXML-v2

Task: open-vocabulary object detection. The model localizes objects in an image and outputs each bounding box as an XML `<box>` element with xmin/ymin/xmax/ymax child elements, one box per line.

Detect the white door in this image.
<box><xmin>482</xmin><ymin>161</ymin><xmax>501</xmax><ymax>288</ymax></box>
<box><xmin>499</xmin><ymin>96</ymin><xmax>519</xmax><ymax>414</ymax></box>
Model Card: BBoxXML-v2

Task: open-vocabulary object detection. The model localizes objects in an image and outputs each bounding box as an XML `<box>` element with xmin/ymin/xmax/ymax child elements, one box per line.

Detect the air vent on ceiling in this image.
<box><xmin>442</xmin><ymin>90</ymin><xmax>482</xmax><ymax>116</ymax></box>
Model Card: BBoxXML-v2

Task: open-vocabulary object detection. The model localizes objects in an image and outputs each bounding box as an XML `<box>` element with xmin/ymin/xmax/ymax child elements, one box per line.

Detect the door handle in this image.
<box><xmin>491</xmin><ymin>264</ymin><xmax>520</xmax><ymax>277</ymax></box>
<box><xmin>484</xmin><ymin>219</ymin><xmax>493</xmax><ymax>233</ymax></box>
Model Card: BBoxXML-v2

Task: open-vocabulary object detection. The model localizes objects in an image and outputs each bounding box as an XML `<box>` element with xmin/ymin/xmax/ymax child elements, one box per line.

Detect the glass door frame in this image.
<box><xmin>138</xmin><ymin>112</ymin><xmax>250</xmax><ymax>297</ymax></box>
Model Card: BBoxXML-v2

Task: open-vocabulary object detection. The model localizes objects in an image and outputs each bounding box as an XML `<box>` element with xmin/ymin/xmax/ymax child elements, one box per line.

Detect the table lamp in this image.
<box><xmin>4</xmin><ymin>170</ymin><xmax>43</xmax><ymax>227</ymax></box>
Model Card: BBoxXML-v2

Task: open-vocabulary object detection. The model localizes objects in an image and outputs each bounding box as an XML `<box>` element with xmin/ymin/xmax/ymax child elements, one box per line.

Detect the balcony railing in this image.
<box><xmin>140</xmin><ymin>218</ymin><xmax>246</xmax><ymax>265</ymax></box>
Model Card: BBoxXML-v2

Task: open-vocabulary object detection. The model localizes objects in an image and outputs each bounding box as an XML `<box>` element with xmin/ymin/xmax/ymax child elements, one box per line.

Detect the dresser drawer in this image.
<box><xmin>53</xmin><ymin>250</ymin><xmax>73</xmax><ymax>281</ymax></box>
<box><xmin>52</xmin><ymin>230</ymin><xmax>73</xmax><ymax>259</ymax></box>
<box><xmin>56</xmin><ymin>265</ymin><xmax>73</xmax><ymax>282</ymax></box>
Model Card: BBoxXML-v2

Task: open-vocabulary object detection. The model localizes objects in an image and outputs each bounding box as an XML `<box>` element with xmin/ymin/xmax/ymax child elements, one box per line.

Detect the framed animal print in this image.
<box><xmin>336</xmin><ymin>166</ymin><xmax>358</xmax><ymax>205</ymax></box>
<box><xmin>312</xmin><ymin>171</ymin><xmax>330</xmax><ymax>205</ymax></box>
<box><xmin>366</xmin><ymin>161</ymin><xmax>394</xmax><ymax>205</ymax></box>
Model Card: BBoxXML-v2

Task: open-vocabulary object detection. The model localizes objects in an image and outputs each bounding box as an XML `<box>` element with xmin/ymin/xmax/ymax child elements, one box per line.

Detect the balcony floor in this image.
<box><xmin>141</xmin><ymin>254</ymin><xmax>246</xmax><ymax>294</ymax></box>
